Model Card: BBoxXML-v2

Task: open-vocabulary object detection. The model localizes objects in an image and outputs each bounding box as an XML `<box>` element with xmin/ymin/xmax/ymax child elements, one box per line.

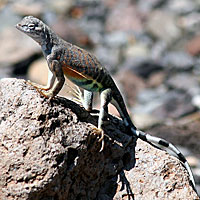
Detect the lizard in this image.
<box><xmin>16</xmin><ymin>16</ymin><xmax>196</xmax><ymax>192</ymax></box>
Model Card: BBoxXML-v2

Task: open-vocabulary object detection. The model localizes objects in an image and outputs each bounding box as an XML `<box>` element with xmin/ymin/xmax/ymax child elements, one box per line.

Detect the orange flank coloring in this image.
<box><xmin>62</xmin><ymin>65</ymin><xmax>90</xmax><ymax>81</ymax></box>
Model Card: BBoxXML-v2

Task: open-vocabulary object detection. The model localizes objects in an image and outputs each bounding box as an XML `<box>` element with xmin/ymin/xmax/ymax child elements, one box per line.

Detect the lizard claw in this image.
<box><xmin>89</xmin><ymin>127</ymin><xmax>104</xmax><ymax>152</ymax></box>
<box><xmin>27</xmin><ymin>80</ymin><xmax>50</xmax><ymax>91</ymax></box>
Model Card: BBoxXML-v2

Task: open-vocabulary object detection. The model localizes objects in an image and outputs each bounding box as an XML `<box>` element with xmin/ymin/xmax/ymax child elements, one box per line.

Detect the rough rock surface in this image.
<box><xmin>0</xmin><ymin>78</ymin><xmax>198</xmax><ymax>200</ymax></box>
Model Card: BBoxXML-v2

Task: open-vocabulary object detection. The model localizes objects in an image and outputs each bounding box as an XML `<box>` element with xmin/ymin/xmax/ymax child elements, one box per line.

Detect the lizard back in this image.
<box><xmin>58</xmin><ymin>43</ymin><xmax>115</xmax><ymax>93</ymax></box>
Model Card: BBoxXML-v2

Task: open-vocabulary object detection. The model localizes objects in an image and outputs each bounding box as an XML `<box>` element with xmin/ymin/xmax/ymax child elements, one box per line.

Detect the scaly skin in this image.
<box><xmin>16</xmin><ymin>16</ymin><xmax>197</xmax><ymax>192</ymax></box>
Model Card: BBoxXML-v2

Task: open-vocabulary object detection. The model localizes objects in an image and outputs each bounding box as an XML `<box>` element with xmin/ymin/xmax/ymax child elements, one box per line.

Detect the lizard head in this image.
<box><xmin>16</xmin><ymin>16</ymin><xmax>47</xmax><ymax>44</ymax></box>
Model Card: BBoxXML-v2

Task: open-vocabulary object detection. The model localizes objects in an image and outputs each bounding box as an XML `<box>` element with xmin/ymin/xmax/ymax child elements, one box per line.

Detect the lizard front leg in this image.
<box><xmin>32</xmin><ymin>60</ymin><xmax>65</xmax><ymax>99</ymax></box>
<box><xmin>28</xmin><ymin>69</ymin><xmax>56</xmax><ymax>91</ymax></box>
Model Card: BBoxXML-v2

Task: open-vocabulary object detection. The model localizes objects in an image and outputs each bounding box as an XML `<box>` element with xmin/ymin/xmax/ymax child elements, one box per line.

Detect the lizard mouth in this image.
<box><xmin>15</xmin><ymin>23</ymin><xmax>22</xmax><ymax>30</ymax></box>
<box><xmin>15</xmin><ymin>23</ymin><xmax>25</xmax><ymax>32</ymax></box>
<box><xmin>15</xmin><ymin>23</ymin><xmax>30</xmax><ymax>34</ymax></box>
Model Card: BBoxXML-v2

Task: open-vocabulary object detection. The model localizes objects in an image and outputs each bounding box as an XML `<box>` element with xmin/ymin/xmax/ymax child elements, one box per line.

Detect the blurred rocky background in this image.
<box><xmin>1</xmin><ymin>0</ymin><xmax>200</xmax><ymax>194</ymax></box>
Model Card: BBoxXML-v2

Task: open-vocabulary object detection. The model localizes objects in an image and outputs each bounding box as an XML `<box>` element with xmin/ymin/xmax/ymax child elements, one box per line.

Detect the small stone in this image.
<box><xmin>125</xmin><ymin>42</ymin><xmax>149</xmax><ymax>58</ymax></box>
<box><xmin>0</xmin><ymin>28</ymin><xmax>40</xmax><ymax>66</ymax></box>
<box><xmin>51</xmin><ymin>19</ymin><xmax>93</xmax><ymax>47</ymax></box>
<box><xmin>94</xmin><ymin>45</ymin><xmax>120</xmax><ymax>72</ymax></box>
<box><xmin>162</xmin><ymin>51</ymin><xmax>194</xmax><ymax>70</ymax></box>
<box><xmin>49</xmin><ymin>0</ymin><xmax>73</xmax><ymax>14</ymax></box>
<box><xmin>104</xmin><ymin>31</ymin><xmax>128</xmax><ymax>48</ymax></box>
<box><xmin>192</xmin><ymin>95</ymin><xmax>200</xmax><ymax>109</ymax></box>
<box><xmin>114</xmin><ymin>69</ymin><xmax>146</xmax><ymax>106</ymax></box>
<box><xmin>147</xmin><ymin>71</ymin><xmax>166</xmax><ymax>88</ymax></box>
<box><xmin>186</xmin><ymin>35</ymin><xmax>200</xmax><ymax>56</ymax></box>
<box><xmin>134</xmin><ymin>88</ymin><xmax>196</xmax><ymax>120</ymax></box>
<box><xmin>179</xmin><ymin>12</ymin><xmax>200</xmax><ymax>33</ymax></box>
<box><xmin>166</xmin><ymin>0</ymin><xmax>196</xmax><ymax>14</ymax></box>
<box><xmin>105</xmin><ymin>1</ymin><xmax>143</xmax><ymax>33</ymax></box>
<box><xmin>137</xmin><ymin>0</ymin><xmax>165</xmax><ymax>13</ymax></box>
<box><xmin>12</xmin><ymin>1</ymin><xmax>44</xmax><ymax>17</ymax></box>
<box><xmin>186</xmin><ymin>156</ymin><xmax>199</xmax><ymax>168</ymax></box>
<box><xmin>133</xmin><ymin>113</ymin><xmax>161</xmax><ymax>129</ymax></box>
<box><xmin>152</xmin><ymin>91</ymin><xmax>196</xmax><ymax>119</ymax></box>
<box><xmin>146</xmin><ymin>10</ymin><xmax>181</xmax><ymax>43</ymax></box>
<box><xmin>28</xmin><ymin>58</ymin><xmax>48</xmax><ymax>86</ymax></box>
<box><xmin>166</xmin><ymin>73</ymin><xmax>198</xmax><ymax>92</ymax></box>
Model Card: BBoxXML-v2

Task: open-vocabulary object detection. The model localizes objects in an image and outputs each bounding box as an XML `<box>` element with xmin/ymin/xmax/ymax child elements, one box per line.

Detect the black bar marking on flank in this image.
<box><xmin>92</xmin><ymin>83</ymin><xmax>98</xmax><ymax>90</ymax></box>
<box><xmin>81</xmin><ymin>79</ymin><xmax>93</xmax><ymax>85</ymax></box>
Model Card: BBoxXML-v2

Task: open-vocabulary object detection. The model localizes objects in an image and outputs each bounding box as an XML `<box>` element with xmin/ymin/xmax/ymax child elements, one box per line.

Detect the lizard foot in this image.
<box><xmin>27</xmin><ymin>80</ymin><xmax>50</xmax><ymax>91</ymax></box>
<box><xmin>37</xmin><ymin>90</ymin><xmax>54</xmax><ymax>99</ymax></box>
<box><xmin>27</xmin><ymin>80</ymin><xmax>54</xmax><ymax>99</ymax></box>
<box><xmin>89</xmin><ymin>127</ymin><xmax>104</xmax><ymax>152</ymax></box>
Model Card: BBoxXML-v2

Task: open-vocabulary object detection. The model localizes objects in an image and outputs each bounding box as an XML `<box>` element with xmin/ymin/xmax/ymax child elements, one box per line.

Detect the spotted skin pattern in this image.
<box><xmin>16</xmin><ymin>16</ymin><xmax>197</xmax><ymax>193</ymax></box>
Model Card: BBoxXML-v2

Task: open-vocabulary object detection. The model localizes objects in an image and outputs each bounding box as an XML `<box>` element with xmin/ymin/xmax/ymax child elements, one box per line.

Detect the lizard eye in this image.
<box><xmin>28</xmin><ymin>24</ymin><xmax>35</xmax><ymax>29</ymax></box>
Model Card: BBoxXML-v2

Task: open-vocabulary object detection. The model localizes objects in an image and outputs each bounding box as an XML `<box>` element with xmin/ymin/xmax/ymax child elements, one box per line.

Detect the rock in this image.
<box><xmin>147</xmin><ymin>71</ymin><xmax>166</xmax><ymax>88</ymax></box>
<box><xmin>104</xmin><ymin>31</ymin><xmax>128</xmax><ymax>48</ymax></box>
<box><xmin>179</xmin><ymin>12</ymin><xmax>200</xmax><ymax>33</ymax></box>
<box><xmin>114</xmin><ymin>69</ymin><xmax>146</xmax><ymax>106</ymax></box>
<box><xmin>27</xmin><ymin>58</ymin><xmax>48</xmax><ymax>86</ymax></box>
<box><xmin>134</xmin><ymin>88</ymin><xmax>196</xmax><ymax>120</ymax></box>
<box><xmin>94</xmin><ymin>45</ymin><xmax>121</xmax><ymax>72</ymax></box>
<box><xmin>113</xmin><ymin>143</ymin><xmax>198</xmax><ymax>200</ymax></box>
<box><xmin>152</xmin><ymin>91</ymin><xmax>196</xmax><ymax>119</ymax></box>
<box><xmin>0</xmin><ymin>78</ymin><xmax>198</xmax><ymax>199</ymax></box>
<box><xmin>125</xmin><ymin>41</ymin><xmax>150</xmax><ymax>58</ymax></box>
<box><xmin>0</xmin><ymin>5</ymin><xmax>20</xmax><ymax>32</ymax></box>
<box><xmin>166</xmin><ymin>73</ymin><xmax>199</xmax><ymax>92</ymax></box>
<box><xmin>186</xmin><ymin>156</ymin><xmax>199</xmax><ymax>168</ymax></box>
<box><xmin>133</xmin><ymin>113</ymin><xmax>161</xmax><ymax>129</ymax></box>
<box><xmin>151</xmin><ymin>40</ymin><xmax>168</xmax><ymax>60</ymax></box>
<box><xmin>132</xmin><ymin>86</ymin><xmax>167</xmax><ymax>123</ymax></box>
<box><xmin>0</xmin><ymin>27</ymin><xmax>40</xmax><ymax>66</ymax></box>
<box><xmin>105</xmin><ymin>1</ymin><xmax>143</xmax><ymax>33</ymax></box>
<box><xmin>186</xmin><ymin>35</ymin><xmax>200</xmax><ymax>56</ymax></box>
<box><xmin>121</xmin><ymin>57</ymin><xmax>163</xmax><ymax>79</ymax></box>
<box><xmin>137</xmin><ymin>0</ymin><xmax>165</xmax><ymax>14</ymax></box>
<box><xmin>49</xmin><ymin>0</ymin><xmax>73</xmax><ymax>14</ymax></box>
<box><xmin>12</xmin><ymin>1</ymin><xmax>44</xmax><ymax>17</ymax></box>
<box><xmin>192</xmin><ymin>95</ymin><xmax>200</xmax><ymax>109</ymax></box>
<box><xmin>146</xmin><ymin>10</ymin><xmax>181</xmax><ymax>43</ymax></box>
<box><xmin>166</xmin><ymin>0</ymin><xmax>196</xmax><ymax>14</ymax></box>
<box><xmin>162</xmin><ymin>51</ymin><xmax>194</xmax><ymax>70</ymax></box>
<box><xmin>51</xmin><ymin>19</ymin><xmax>93</xmax><ymax>48</ymax></box>
<box><xmin>0</xmin><ymin>0</ymin><xmax>8</xmax><ymax>10</ymax></box>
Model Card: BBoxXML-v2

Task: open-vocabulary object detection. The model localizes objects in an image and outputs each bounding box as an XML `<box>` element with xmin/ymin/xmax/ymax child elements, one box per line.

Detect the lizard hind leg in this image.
<box><xmin>89</xmin><ymin>88</ymin><xmax>112</xmax><ymax>152</ymax></box>
<box><xmin>69</xmin><ymin>85</ymin><xmax>94</xmax><ymax>112</ymax></box>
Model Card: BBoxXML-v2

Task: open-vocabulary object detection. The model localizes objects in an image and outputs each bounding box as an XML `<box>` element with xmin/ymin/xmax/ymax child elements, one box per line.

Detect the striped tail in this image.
<box><xmin>111</xmin><ymin>92</ymin><xmax>196</xmax><ymax>192</ymax></box>
<box><xmin>129</xmin><ymin>125</ymin><xmax>196</xmax><ymax>192</ymax></box>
